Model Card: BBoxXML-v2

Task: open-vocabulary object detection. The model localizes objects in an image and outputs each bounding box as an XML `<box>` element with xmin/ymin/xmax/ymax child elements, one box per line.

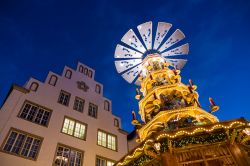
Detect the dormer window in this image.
<box><xmin>29</xmin><ymin>82</ymin><xmax>39</xmax><ymax>92</ymax></box>
<box><xmin>65</xmin><ymin>69</ymin><xmax>72</xmax><ymax>79</ymax></box>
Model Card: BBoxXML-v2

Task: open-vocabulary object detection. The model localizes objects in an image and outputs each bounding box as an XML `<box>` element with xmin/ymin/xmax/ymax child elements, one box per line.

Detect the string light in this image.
<box><xmin>116</xmin><ymin>121</ymin><xmax>246</xmax><ymax>166</ymax></box>
<box><xmin>138</xmin><ymin>106</ymin><xmax>219</xmax><ymax>141</ymax></box>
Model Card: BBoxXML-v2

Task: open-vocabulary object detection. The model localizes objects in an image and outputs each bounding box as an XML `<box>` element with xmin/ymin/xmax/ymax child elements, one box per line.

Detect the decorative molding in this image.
<box><xmin>77</xmin><ymin>81</ymin><xmax>89</xmax><ymax>92</ymax></box>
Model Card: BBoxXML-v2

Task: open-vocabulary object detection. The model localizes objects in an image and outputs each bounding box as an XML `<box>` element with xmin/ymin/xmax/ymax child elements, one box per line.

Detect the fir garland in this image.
<box><xmin>245</xmin><ymin>140</ymin><xmax>250</xmax><ymax>146</ymax></box>
<box><xmin>172</xmin><ymin>131</ymin><xmax>226</xmax><ymax>147</ymax></box>
<box><xmin>128</xmin><ymin>131</ymin><xmax>227</xmax><ymax>165</ymax></box>
<box><xmin>160</xmin><ymin>139</ymin><xmax>168</xmax><ymax>152</ymax></box>
<box><xmin>129</xmin><ymin>155</ymin><xmax>152</xmax><ymax>166</ymax></box>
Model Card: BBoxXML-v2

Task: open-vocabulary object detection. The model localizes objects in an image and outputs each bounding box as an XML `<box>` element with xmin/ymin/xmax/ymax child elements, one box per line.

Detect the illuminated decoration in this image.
<box><xmin>114</xmin><ymin>21</ymin><xmax>250</xmax><ymax>166</ymax></box>
<box><xmin>114</xmin><ymin>21</ymin><xmax>188</xmax><ymax>84</ymax></box>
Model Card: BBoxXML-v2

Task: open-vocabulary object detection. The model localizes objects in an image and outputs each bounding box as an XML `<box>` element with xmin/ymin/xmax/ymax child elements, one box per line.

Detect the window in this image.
<box><xmin>96</xmin><ymin>156</ymin><xmax>115</xmax><ymax>166</ymax></box>
<box><xmin>95</xmin><ymin>84</ymin><xmax>101</xmax><ymax>94</ymax></box>
<box><xmin>83</xmin><ymin>68</ymin><xmax>88</xmax><ymax>75</ymax></box>
<box><xmin>29</xmin><ymin>82</ymin><xmax>39</xmax><ymax>91</ymax></box>
<box><xmin>65</xmin><ymin>69</ymin><xmax>72</xmax><ymax>79</ymax></box>
<box><xmin>79</xmin><ymin>65</ymin><xmax>84</xmax><ymax>73</ymax></box>
<box><xmin>2</xmin><ymin>128</ymin><xmax>42</xmax><ymax>160</ymax></box>
<box><xmin>88</xmin><ymin>103</ymin><xmax>98</xmax><ymax>118</ymax></box>
<box><xmin>73</xmin><ymin>97</ymin><xmax>84</xmax><ymax>112</ymax></box>
<box><xmin>97</xmin><ymin>130</ymin><xmax>117</xmax><ymax>151</ymax></box>
<box><xmin>114</xmin><ymin>118</ymin><xmax>119</xmax><ymax>128</ymax></box>
<box><xmin>88</xmin><ymin>70</ymin><xmax>93</xmax><ymax>78</ymax></box>
<box><xmin>104</xmin><ymin>100</ymin><xmax>110</xmax><ymax>111</ymax></box>
<box><xmin>58</xmin><ymin>90</ymin><xmax>71</xmax><ymax>106</ymax></box>
<box><xmin>49</xmin><ymin>75</ymin><xmax>58</xmax><ymax>86</ymax></box>
<box><xmin>62</xmin><ymin>117</ymin><xmax>87</xmax><ymax>140</ymax></box>
<box><xmin>54</xmin><ymin>144</ymin><xmax>83</xmax><ymax>166</ymax></box>
<box><xmin>19</xmin><ymin>101</ymin><xmax>51</xmax><ymax>126</ymax></box>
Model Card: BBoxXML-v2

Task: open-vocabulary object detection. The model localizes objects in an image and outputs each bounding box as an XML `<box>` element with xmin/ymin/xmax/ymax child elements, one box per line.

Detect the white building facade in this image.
<box><xmin>0</xmin><ymin>62</ymin><xmax>128</xmax><ymax>166</ymax></box>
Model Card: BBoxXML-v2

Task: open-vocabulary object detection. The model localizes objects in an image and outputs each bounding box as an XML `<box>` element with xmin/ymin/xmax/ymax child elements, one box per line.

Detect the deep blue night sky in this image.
<box><xmin>0</xmin><ymin>0</ymin><xmax>250</xmax><ymax>132</ymax></box>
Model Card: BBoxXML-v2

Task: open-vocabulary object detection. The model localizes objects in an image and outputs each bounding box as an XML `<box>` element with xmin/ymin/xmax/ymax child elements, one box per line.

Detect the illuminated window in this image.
<box><xmin>95</xmin><ymin>84</ymin><xmax>101</xmax><ymax>94</ymax></box>
<box><xmin>104</xmin><ymin>100</ymin><xmax>110</xmax><ymax>111</ymax></box>
<box><xmin>97</xmin><ymin>130</ymin><xmax>117</xmax><ymax>151</ymax></box>
<box><xmin>96</xmin><ymin>156</ymin><xmax>115</xmax><ymax>166</ymax></box>
<box><xmin>58</xmin><ymin>90</ymin><xmax>71</xmax><ymax>106</ymax></box>
<box><xmin>88</xmin><ymin>103</ymin><xmax>98</xmax><ymax>118</ymax></box>
<box><xmin>62</xmin><ymin>117</ymin><xmax>87</xmax><ymax>140</ymax></box>
<box><xmin>65</xmin><ymin>69</ymin><xmax>72</xmax><ymax>79</ymax></box>
<box><xmin>19</xmin><ymin>101</ymin><xmax>51</xmax><ymax>126</ymax></box>
<box><xmin>49</xmin><ymin>75</ymin><xmax>58</xmax><ymax>86</ymax></box>
<box><xmin>29</xmin><ymin>82</ymin><xmax>39</xmax><ymax>91</ymax></box>
<box><xmin>54</xmin><ymin>144</ymin><xmax>83</xmax><ymax>166</ymax></box>
<box><xmin>2</xmin><ymin>128</ymin><xmax>42</xmax><ymax>160</ymax></box>
<box><xmin>73</xmin><ymin>97</ymin><xmax>84</xmax><ymax>112</ymax></box>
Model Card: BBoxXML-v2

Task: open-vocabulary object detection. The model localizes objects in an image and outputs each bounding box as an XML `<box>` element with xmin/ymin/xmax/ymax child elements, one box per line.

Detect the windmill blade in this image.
<box><xmin>153</xmin><ymin>22</ymin><xmax>172</xmax><ymax>50</ymax></box>
<box><xmin>161</xmin><ymin>43</ymin><xmax>189</xmax><ymax>57</ymax></box>
<box><xmin>137</xmin><ymin>21</ymin><xmax>152</xmax><ymax>50</ymax></box>
<box><xmin>114</xmin><ymin>44</ymin><xmax>143</xmax><ymax>59</ymax></box>
<box><xmin>115</xmin><ymin>59</ymin><xmax>142</xmax><ymax>73</ymax></box>
<box><xmin>121</xmin><ymin>29</ymin><xmax>147</xmax><ymax>53</ymax></box>
<box><xmin>122</xmin><ymin>64</ymin><xmax>142</xmax><ymax>83</ymax></box>
<box><xmin>158</xmin><ymin>29</ymin><xmax>185</xmax><ymax>52</ymax></box>
<box><xmin>166</xmin><ymin>59</ymin><xmax>187</xmax><ymax>69</ymax></box>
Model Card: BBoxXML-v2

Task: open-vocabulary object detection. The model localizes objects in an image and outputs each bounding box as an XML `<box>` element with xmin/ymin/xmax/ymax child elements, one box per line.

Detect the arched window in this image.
<box><xmin>88</xmin><ymin>70</ymin><xmax>93</xmax><ymax>78</ymax></box>
<box><xmin>29</xmin><ymin>82</ymin><xmax>39</xmax><ymax>92</ymax></box>
<box><xmin>114</xmin><ymin>118</ymin><xmax>119</xmax><ymax>127</ymax></box>
<box><xmin>104</xmin><ymin>100</ymin><xmax>110</xmax><ymax>111</ymax></box>
<box><xmin>65</xmin><ymin>69</ymin><xmax>72</xmax><ymax>79</ymax></box>
<box><xmin>79</xmin><ymin>65</ymin><xmax>84</xmax><ymax>73</ymax></box>
<box><xmin>49</xmin><ymin>75</ymin><xmax>58</xmax><ymax>86</ymax></box>
<box><xmin>83</xmin><ymin>68</ymin><xmax>88</xmax><ymax>75</ymax></box>
<box><xmin>95</xmin><ymin>84</ymin><xmax>101</xmax><ymax>94</ymax></box>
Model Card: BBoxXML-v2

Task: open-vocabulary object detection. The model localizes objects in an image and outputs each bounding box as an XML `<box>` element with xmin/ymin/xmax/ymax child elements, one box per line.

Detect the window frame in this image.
<box><xmin>104</xmin><ymin>100</ymin><xmax>110</xmax><ymax>111</ymax></box>
<box><xmin>83</xmin><ymin>68</ymin><xmax>88</xmax><ymax>75</ymax></box>
<box><xmin>79</xmin><ymin>65</ymin><xmax>84</xmax><ymax>73</ymax></box>
<box><xmin>0</xmin><ymin>128</ymin><xmax>43</xmax><ymax>161</ymax></box>
<box><xmin>58</xmin><ymin>90</ymin><xmax>71</xmax><ymax>106</ymax></box>
<box><xmin>95</xmin><ymin>84</ymin><xmax>101</xmax><ymax>94</ymax></box>
<box><xmin>29</xmin><ymin>82</ymin><xmax>39</xmax><ymax>92</ymax></box>
<box><xmin>114</xmin><ymin>118</ymin><xmax>119</xmax><ymax>128</ymax></box>
<box><xmin>88</xmin><ymin>70</ymin><xmax>93</xmax><ymax>78</ymax></box>
<box><xmin>73</xmin><ymin>97</ymin><xmax>85</xmax><ymax>113</ymax></box>
<box><xmin>61</xmin><ymin>116</ymin><xmax>88</xmax><ymax>141</ymax></box>
<box><xmin>48</xmin><ymin>75</ymin><xmax>58</xmax><ymax>86</ymax></box>
<box><xmin>95</xmin><ymin>155</ymin><xmax>116</xmax><ymax>166</ymax></box>
<box><xmin>18</xmin><ymin>100</ymin><xmax>52</xmax><ymax>127</ymax></box>
<box><xmin>88</xmin><ymin>103</ymin><xmax>98</xmax><ymax>119</ymax></box>
<box><xmin>64</xmin><ymin>69</ymin><xmax>72</xmax><ymax>79</ymax></box>
<box><xmin>53</xmin><ymin>143</ymin><xmax>84</xmax><ymax>166</ymax></box>
<box><xmin>97</xmin><ymin>129</ymin><xmax>118</xmax><ymax>151</ymax></box>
